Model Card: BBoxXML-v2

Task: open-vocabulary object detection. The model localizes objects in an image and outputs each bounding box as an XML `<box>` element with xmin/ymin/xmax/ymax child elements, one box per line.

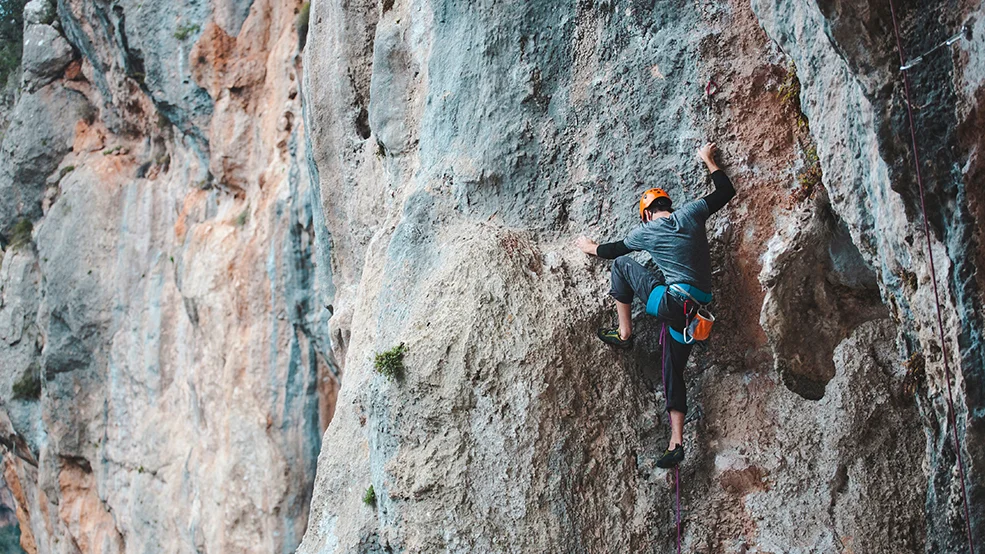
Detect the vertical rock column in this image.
<box><xmin>0</xmin><ymin>0</ymin><xmax>336</xmax><ymax>552</ymax></box>
<box><xmin>752</xmin><ymin>0</ymin><xmax>985</xmax><ymax>548</ymax></box>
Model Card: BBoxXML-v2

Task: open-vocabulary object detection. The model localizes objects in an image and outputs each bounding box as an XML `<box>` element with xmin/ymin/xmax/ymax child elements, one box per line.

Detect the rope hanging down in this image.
<box><xmin>887</xmin><ymin>2</ymin><xmax>976</xmax><ymax>552</ymax></box>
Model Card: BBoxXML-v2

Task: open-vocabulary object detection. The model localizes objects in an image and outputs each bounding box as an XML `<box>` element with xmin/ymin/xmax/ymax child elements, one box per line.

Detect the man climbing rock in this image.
<box><xmin>575</xmin><ymin>142</ymin><xmax>736</xmax><ymax>469</ymax></box>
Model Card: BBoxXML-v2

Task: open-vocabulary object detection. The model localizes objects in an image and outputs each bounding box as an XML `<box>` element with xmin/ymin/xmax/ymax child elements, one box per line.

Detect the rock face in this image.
<box><xmin>1</xmin><ymin>0</ymin><xmax>982</xmax><ymax>552</ymax></box>
<box><xmin>20</xmin><ymin>24</ymin><xmax>74</xmax><ymax>90</ymax></box>
<box><xmin>0</xmin><ymin>0</ymin><xmax>335</xmax><ymax>553</ymax></box>
<box><xmin>300</xmin><ymin>0</ymin><xmax>983</xmax><ymax>552</ymax></box>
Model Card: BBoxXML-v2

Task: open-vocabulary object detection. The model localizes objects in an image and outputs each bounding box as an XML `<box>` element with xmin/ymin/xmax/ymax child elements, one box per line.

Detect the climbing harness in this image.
<box><xmin>646</xmin><ymin>284</ymin><xmax>714</xmax><ymax>344</ymax></box>
<box><xmin>887</xmin><ymin>2</ymin><xmax>976</xmax><ymax>552</ymax></box>
<box><xmin>659</xmin><ymin>324</ymin><xmax>682</xmax><ymax>554</ymax></box>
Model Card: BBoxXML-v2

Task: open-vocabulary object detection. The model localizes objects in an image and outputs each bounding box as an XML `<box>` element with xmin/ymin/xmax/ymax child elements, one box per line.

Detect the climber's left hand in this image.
<box><xmin>575</xmin><ymin>235</ymin><xmax>598</xmax><ymax>256</ymax></box>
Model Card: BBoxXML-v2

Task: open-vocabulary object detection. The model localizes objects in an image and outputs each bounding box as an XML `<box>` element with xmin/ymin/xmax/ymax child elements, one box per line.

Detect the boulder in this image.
<box><xmin>21</xmin><ymin>25</ymin><xmax>74</xmax><ymax>90</ymax></box>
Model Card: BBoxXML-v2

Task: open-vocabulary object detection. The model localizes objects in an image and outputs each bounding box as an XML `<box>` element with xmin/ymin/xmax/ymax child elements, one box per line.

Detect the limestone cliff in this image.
<box><xmin>299</xmin><ymin>0</ymin><xmax>983</xmax><ymax>552</ymax></box>
<box><xmin>1</xmin><ymin>0</ymin><xmax>983</xmax><ymax>552</ymax></box>
<box><xmin>0</xmin><ymin>0</ymin><xmax>334</xmax><ymax>552</ymax></box>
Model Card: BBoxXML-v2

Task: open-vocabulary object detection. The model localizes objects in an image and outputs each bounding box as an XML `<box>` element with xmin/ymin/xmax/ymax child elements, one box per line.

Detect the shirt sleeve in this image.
<box><xmin>702</xmin><ymin>170</ymin><xmax>736</xmax><ymax>215</ymax></box>
<box><xmin>596</xmin><ymin>240</ymin><xmax>632</xmax><ymax>259</ymax></box>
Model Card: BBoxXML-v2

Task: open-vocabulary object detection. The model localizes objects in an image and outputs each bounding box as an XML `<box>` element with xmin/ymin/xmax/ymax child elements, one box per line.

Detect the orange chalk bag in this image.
<box><xmin>670</xmin><ymin>284</ymin><xmax>715</xmax><ymax>344</ymax></box>
<box><xmin>686</xmin><ymin>306</ymin><xmax>715</xmax><ymax>343</ymax></box>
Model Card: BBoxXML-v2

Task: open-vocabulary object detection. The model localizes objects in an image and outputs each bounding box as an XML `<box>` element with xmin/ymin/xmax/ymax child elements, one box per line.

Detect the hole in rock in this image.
<box><xmin>355</xmin><ymin>107</ymin><xmax>371</xmax><ymax>139</ymax></box>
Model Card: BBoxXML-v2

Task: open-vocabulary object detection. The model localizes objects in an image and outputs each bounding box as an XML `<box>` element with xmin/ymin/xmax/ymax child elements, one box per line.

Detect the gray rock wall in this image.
<box><xmin>301</xmin><ymin>0</ymin><xmax>982</xmax><ymax>551</ymax></box>
<box><xmin>753</xmin><ymin>0</ymin><xmax>985</xmax><ymax>549</ymax></box>
<box><xmin>0</xmin><ymin>0</ymin><xmax>335</xmax><ymax>552</ymax></box>
<box><xmin>1</xmin><ymin>0</ymin><xmax>981</xmax><ymax>551</ymax></box>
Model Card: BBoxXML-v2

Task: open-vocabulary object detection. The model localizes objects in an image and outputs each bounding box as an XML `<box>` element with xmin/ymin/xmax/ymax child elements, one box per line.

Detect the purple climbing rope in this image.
<box><xmin>887</xmin><ymin>2</ymin><xmax>976</xmax><ymax>552</ymax></box>
<box><xmin>660</xmin><ymin>323</ymin><xmax>682</xmax><ymax>554</ymax></box>
<box><xmin>675</xmin><ymin>465</ymin><xmax>681</xmax><ymax>554</ymax></box>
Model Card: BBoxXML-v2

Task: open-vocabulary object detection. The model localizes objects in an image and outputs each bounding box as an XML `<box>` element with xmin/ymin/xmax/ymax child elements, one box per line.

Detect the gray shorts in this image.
<box><xmin>608</xmin><ymin>255</ymin><xmax>664</xmax><ymax>305</ymax></box>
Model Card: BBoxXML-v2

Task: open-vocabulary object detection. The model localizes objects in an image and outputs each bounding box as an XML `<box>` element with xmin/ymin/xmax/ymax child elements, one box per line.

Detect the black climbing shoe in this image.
<box><xmin>656</xmin><ymin>444</ymin><xmax>684</xmax><ymax>469</ymax></box>
<box><xmin>597</xmin><ymin>327</ymin><xmax>633</xmax><ymax>349</ymax></box>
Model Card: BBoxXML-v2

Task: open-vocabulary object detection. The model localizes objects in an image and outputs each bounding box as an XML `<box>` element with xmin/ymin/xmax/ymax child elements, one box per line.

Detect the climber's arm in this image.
<box><xmin>596</xmin><ymin>240</ymin><xmax>632</xmax><ymax>259</ymax></box>
<box><xmin>575</xmin><ymin>236</ymin><xmax>633</xmax><ymax>259</ymax></box>
<box><xmin>697</xmin><ymin>142</ymin><xmax>736</xmax><ymax>215</ymax></box>
<box><xmin>702</xmin><ymin>171</ymin><xmax>736</xmax><ymax>215</ymax></box>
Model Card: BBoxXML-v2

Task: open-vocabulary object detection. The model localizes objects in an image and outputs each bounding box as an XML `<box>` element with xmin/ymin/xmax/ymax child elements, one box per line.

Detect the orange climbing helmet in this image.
<box><xmin>639</xmin><ymin>188</ymin><xmax>671</xmax><ymax>220</ymax></box>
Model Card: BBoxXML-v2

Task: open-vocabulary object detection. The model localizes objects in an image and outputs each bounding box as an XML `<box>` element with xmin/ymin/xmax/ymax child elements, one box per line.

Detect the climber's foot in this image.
<box><xmin>597</xmin><ymin>327</ymin><xmax>633</xmax><ymax>349</ymax></box>
<box><xmin>656</xmin><ymin>444</ymin><xmax>684</xmax><ymax>469</ymax></box>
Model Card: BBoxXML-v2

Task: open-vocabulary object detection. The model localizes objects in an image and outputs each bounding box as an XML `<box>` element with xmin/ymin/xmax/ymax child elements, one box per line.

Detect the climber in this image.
<box><xmin>575</xmin><ymin>142</ymin><xmax>735</xmax><ymax>469</ymax></box>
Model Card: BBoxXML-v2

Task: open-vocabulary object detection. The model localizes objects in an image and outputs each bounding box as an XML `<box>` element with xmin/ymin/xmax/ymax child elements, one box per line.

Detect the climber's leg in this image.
<box><xmin>600</xmin><ymin>256</ymin><xmax>661</xmax><ymax>348</ymax></box>
<box><xmin>669</xmin><ymin>410</ymin><xmax>684</xmax><ymax>448</ymax></box>
<box><xmin>657</xmin><ymin>322</ymin><xmax>693</xmax><ymax>469</ymax></box>
<box><xmin>661</xmin><ymin>336</ymin><xmax>692</xmax><ymax>418</ymax></box>
<box><xmin>616</xmin><ymin>301</ymin><xmax>632</xmax><ymax>340</ymax></box>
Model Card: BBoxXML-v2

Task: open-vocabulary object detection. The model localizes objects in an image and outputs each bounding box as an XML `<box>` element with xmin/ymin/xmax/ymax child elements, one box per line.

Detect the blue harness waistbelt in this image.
<box><xmin>645</xmin><ymin>283</ymin><xmax>712</xmax><ymax>344</ymax></box>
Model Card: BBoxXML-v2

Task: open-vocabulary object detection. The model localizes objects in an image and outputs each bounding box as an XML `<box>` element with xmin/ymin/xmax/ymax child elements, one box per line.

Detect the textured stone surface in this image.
<box><xmin>0</xmin><ymin>0</ymin><xmax>335</xmax><ymax>552</ymax></box>
<box><xmin>753</xmin><ymin>0</ymin><xmax>985</xmax><ymax>549</ymax></box>
<box><xmin>23</xmin><ymin>0</ymin><xmax>56</xmax><ymax>26</ymax></box>
<box><xmin>300</xmin><ymin>0</ymin><xmax>982</xmax><ymax>552</ymax></box>
<box><xmin>0</xmin><ymin>0</ymin><xmax>981</xmax><ymax>551</ymax></box>
<box><xmin>0</xmin><ymin>84</ymin><xmax>87</xmax><ymax>237</ymax></box>
<box><xmin>21</xmin><ymin>24</ymin><xmax>74</xmax><ymax>90</ymax></box>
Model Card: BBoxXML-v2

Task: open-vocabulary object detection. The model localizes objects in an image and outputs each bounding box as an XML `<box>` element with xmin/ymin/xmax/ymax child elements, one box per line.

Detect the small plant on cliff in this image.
<box><xmin>297</xmin><ymin>2</ymin><xmax>311</xmax><ymax>50</ymax></box>
<box><xmin>777</xmin><ymin>62</ymin><xmax>802</xmax><ymax>107</ymax></box>
<box><xmin>12</xmin><ymin>363</ymin><xmax>41</xmax><ymax>401</ymax></box>
<box><xmin>8</xmin><ymin>218</ymin><xmax>33</xmax><ymax>250</ymax></box>
<box><xmin>236</xmin><ymin>206</ymin><xmax>249</xmax><ymax>227</ymax></box>
<box><xmin>777</xmin><ymin>61</ymin><xmax>808</xmax><ymax>129</ymax></box>
<box><xmin>793</xmin><ymin>144</ymin><xmax>822</xmax><ymax>202</ymax></box>
<box><xmin>174</xmin><ymin>23</ymin><xmax>200</xmax><ymax>41</ymax></box>
<box><xmin>374</xmin><ymin>343</ymin><xmax>407</xmax><ymax>381</ymax></box>
<box><xmin>777</xmin><ymin>62</ymin><xmax>800</xmax><ymax>105</ymax></box>
<box><xmin>363</xmin><ymin>484</ymin><xmax>376</xmax><ymax>507</ymax></box>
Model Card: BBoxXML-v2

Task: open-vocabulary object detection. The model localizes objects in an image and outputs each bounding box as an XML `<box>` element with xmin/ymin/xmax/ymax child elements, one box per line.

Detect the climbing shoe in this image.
<box><xmin>597</xmin><ymin>327</ymin><xmax>633</xmax><ymax>349</ymax></box>
<box><xmin>656</xmin><ymin>444</ymin><xmax>684</xmax><ymax>469</ymax></box>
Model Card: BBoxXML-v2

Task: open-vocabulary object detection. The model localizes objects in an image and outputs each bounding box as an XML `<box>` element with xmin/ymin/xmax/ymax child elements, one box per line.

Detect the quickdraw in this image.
<box><xmin>705</xmin><ymin>78</ymin><xmax>719</xmax><ymax>119</ymax></box>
